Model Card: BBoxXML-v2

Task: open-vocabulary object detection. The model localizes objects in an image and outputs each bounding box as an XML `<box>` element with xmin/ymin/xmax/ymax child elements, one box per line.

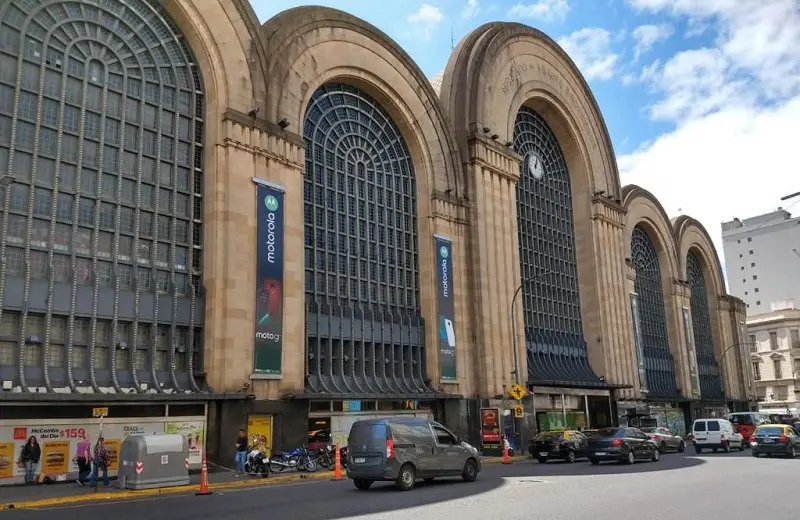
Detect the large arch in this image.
<box><xmin>439</xmin><ymin>22</ymin><xmax>620</xmax><ymax>197</ymax></box>
<box><xmin>622</xmin><ymin>185</ymin><xmax>680</xmax><ymax>281</ymax></box>
<box><xmin>673</xmin><ymin>216</ymin><xmax>726</xmax><ymax>297</ymax></box>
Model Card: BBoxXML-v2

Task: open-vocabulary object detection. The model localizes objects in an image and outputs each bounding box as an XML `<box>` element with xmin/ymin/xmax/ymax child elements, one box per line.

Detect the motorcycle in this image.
<box><xmin>269</xmin><ymin>447</ymin><xmax>317</xmax><ymax>473</ymax></box>
<box><xmin>310</xmin><ymin>445</ymin><xmax>336</xmax><ymax>470</ymax></box>
<box><xmin>244</xmin><ymin>447</ymin><xmax>270</xmax><ymax>478</ymax></box>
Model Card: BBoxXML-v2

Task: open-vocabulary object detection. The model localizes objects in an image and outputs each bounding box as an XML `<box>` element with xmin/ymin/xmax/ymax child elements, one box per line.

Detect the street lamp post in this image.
<box><xmin>717</xmin><ymin>342</ymin><xmax>755</xmax><ymax>412</ymax></box>
<box><xmin>780</xmin><ymin>191</ymin><xmax>800</xmax><ymax>202</ymax></box>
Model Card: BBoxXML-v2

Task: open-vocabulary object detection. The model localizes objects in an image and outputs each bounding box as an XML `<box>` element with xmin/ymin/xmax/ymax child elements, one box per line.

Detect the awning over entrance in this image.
<box><xmin>0</xmin><ymin>392</ymin><xmax>249</xmax><ymax>403</ymax></box>
<box><xmin>286</xmin><ymin>391</ymin><xmax>462</xmax><ymax>400</ymax></box>
<box><xmin>526</xmin><ymin>344</ymin><xmax>619</xmax><ymax>390</ymax></box>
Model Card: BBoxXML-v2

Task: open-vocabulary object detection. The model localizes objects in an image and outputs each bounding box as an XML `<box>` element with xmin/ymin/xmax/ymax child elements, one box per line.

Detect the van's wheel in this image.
<box><xmin>723</xmin><ymin>442</ymin><xmax>731</xmax><ymax>453</ymax></box>
<box><xmin>625</xmin><ymin>450</ymin><xmax>635</xmax><ymax>465</ymax></box>
<box><xmin>565</xmin><ymin>451</ymin><xmax>576</xmax><ymax>463</ymax></box>
<box><xmin>678</xmin><ymin>441</ymin><xmax>685</xmax><ymax>453</ymax></box>
<box><xmin>354</xmin><ymin>479</ymin><xmax>373</xmax><ymax>491</ymax></box>
<box><xmin>789</xmin><ymin>446</ymin><xmax>797</xmax><ymax>458</ymax></box>
<box><xmin>396</xmin><ymin>463</ymin><xmax>416</xmax><ymax>491</ymax></box>
<box><xmin>462</xmin><ymin>459</ymin><xmax>479</xmax><ymax>482</ymax></box>
<box><xmin>651</xmin><ymin>447</ymin><xmax>660</xmax><ymax>462</ymax></box>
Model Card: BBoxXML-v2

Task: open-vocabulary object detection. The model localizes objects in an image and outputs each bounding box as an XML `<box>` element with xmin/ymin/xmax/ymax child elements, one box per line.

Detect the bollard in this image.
<box><xmin>195</xmin><ymin>457</ymin><xmax>213</xmax><ymax>496</ymax></box>
<box><xmin>502</xmin><ymin>443</ymin><xmax>512</xmax><ymax>464</ymax></box>
<box><xmin>332</xmin><ymin>443</ymin><xmax>344</xmax><ymax>481</ymax></box>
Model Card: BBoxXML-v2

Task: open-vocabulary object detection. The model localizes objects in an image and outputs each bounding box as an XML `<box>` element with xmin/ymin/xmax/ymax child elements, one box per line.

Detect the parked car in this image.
<box><xmin>641</xmin><ymin>427</ymin><xmax>686</xmax><ymax>453</ymax></box>
<box><xmin>586</xmin><ymin>427</ymin><xmax>660</xmax><ymax>465</ymax></box>
<box><xmin>691</xmin><ymin>418</ymin><xmax>744</xmax><ymax>453</ymax></box>
<box><xmin>346</xmin><ymin>417</ymin><xmax>481</xmax><ymax>491</ymax></box>
<box><xmin>751</xmin><ymin>424</ymin><xmax>800</xmax><ymax>458</ymax></box>
<box><xmin>529</xmin><ymin>430</ymin><xmax>588</xmax><ymax>463</ymax></box>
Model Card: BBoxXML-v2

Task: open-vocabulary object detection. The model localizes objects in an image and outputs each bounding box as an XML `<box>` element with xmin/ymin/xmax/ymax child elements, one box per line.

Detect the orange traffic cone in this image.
<box><xmin>195</xmin><ymin>456</ymin><xmax>213</xmax><ymax>496</ymax></box>
<box><xmin>331</xmin><ymin>444</ymin><xmax>344</xmax><ymax>481</ymax></box>
<box><xmin>502</xmin><ymin>442</ymin><xmax>512</xmax><ymax>464</ymax></box>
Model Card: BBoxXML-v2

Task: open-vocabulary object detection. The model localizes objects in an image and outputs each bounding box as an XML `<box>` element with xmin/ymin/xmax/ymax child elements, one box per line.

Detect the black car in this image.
<box><xmin>586</xmin><ymin>427</ymin><xmax>660</xmax><ymax>465</ymax></box>
<box><xmin>529</xmin><ymin>430</ymin><xmax>588</xmax><ymax>463</ymax></box>
<box><xmin>751</xmin><ymin>424</ymin><xmax>800</xmax><ymax>458</ymax></box>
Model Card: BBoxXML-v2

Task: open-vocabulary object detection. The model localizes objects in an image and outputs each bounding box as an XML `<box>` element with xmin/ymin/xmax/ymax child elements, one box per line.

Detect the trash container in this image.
<box><xmin>118</xmin><ymin>434</ymin><xmax>190</xmax><ymax>490</ymax></box>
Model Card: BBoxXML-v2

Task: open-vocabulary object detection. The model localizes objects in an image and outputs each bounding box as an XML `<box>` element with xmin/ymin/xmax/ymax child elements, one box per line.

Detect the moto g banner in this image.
<box><xmin>435</xmin><ymin>235</ymin><xmax>457</xmax><ymax>382</ymax></box>
<box><xmin>254</xmin><ymin>183</ymin><xmax>285</xmax><ymax>376</ymax></box>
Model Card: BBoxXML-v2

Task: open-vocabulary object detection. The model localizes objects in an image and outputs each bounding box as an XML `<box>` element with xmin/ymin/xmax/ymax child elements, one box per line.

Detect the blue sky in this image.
<box><xmin>249</xmin><ymin>0</ymin><xmax>800</xmax><ymax>293</ymax></box>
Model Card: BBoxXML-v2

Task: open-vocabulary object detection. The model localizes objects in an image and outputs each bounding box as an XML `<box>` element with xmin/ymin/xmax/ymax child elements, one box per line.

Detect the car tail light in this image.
<box><xmin>649</xmin><ymin>435</ymin><xmax>658</xmax><ymax>440</ymax></box>
<box><xmin>610</xmin><ymin>438</ymin><xmax>623</xmax><ymax>447</ymax></box>
<box><xmin>778</xmin><ymin>435</ymin><xmax>789</xmax><ymax>444</ymax></box>
<box><xmin>386</xmin><ymin>439</ymin><xmax>395</xmax><ymax>459</ymax></box>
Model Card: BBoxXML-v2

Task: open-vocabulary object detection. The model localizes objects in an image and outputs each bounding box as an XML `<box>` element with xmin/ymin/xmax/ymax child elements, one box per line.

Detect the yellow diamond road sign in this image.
<box><xmin>509</xmin><ymin>384</ymin><xmax>527</xmax><ymax>401</ymax></box>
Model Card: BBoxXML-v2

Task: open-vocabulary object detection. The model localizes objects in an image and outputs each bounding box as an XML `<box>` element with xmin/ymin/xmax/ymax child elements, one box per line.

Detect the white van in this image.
<box><xmin>691</xmin><ymin>418</ymin><xmax>744</xmax><ymax>453</ymax></box>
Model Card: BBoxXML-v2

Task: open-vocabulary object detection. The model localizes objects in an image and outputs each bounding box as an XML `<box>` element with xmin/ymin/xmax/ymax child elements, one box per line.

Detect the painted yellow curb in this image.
<box><xmin>0</xmin><ymin>456</ymin><xmax>526</xmax><ymax>510</ymax></box>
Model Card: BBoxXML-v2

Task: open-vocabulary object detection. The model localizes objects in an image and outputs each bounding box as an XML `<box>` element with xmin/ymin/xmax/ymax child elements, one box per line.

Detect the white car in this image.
<box><xmin>691</xmin><ymin>418</ymin><xmax>745</xmax><ymax>453</ymax></box>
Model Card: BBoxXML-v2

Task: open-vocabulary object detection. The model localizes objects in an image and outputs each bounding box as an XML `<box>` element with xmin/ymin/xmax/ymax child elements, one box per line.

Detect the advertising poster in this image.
<box><xmin>480</xmin><ymin>408</ymin><xmax>501</xmax><ymax>445</ymax></box>
<box><xmin>104</xmin><ymin>439</ymin><xmax>121</xmax><ymax>471</ymax></box>
<box><xmin>41</xmin><ymin>441</ymin><xmax>70</xmax><ymax>474</ymax></box>
<box><xmin>0</xmin><ymin>443</ymin><xmax>13</xmax><ymax>479</ymax></box>
<box><xmin>246</xmin><ymin>415</ymin><xmax>273</xmax><ymax>456</ymax></box>
<box><xmin>435</xmin><ymin>235</ymin><xmax>457</xmax><ymax>382</ymax></box>
<box><xmin>254</xmin><ymin>183</ymin><xmax>285</xmax><ymax>376</ymax></box>
<box><xmin>165</xmin><ymin>421</ymin><xmax>204</xmax><ymax>465</ymax></box>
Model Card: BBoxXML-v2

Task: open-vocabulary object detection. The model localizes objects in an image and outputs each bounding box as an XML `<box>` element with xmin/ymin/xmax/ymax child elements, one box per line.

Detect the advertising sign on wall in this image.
<box><xmin>165</xmin><ymin>421</ymin><xmax>205</xmax><ymax>465</ymax></box>
<box><xmin>480</xmin><ymin>408</ymin><xmax>501</xmax><ymax>445</ymax></box>
<box><xmin>254</xmin><ymin>182</ymin><xmax>285</xmax><ymax>376</ymax></box>
<box><xmin>435</xmin><ymin>235</ymin><xmax>457</xmax><ymax>382</ymax></box>
<box><xmin>0</xmin><ymin>417</ymin><xmax>204</xmax><ymax>484</ymax></box>
<box><xmin>246</xmin><ymin>415</ymin><xmax>273</xmax><ymax>457</ymax></box>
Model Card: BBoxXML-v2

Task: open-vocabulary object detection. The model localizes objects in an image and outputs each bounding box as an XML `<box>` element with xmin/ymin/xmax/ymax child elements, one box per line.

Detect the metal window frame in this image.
<box><xmin>686</xmin><ymin>252</ymin><xmax>724</xmax><ymax>399</ymax></box>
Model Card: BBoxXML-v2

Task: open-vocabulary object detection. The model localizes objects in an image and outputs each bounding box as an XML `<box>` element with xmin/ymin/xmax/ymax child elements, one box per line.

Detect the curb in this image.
<box><xmin>0</xmin><ymin>456</ymin><xmax>526</xmax><ymax>510</ymax></box>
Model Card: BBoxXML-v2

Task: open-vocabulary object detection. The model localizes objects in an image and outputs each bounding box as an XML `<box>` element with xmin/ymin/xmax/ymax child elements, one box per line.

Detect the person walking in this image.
<box><xmin>75</xmin><ymin>434</ymin><xmax>92</xmax><ymax>486</ymax></box>
<box><xmin>20</xmin><ymin>436</ymin><xmax>41</xmax><ymax>484</ymax></box>
<box><xmin>89</xmin><ymin>437</ymin><xmax>110</xmax><ymax>490</ymax></box>
<box><xmin>235</xmin><ymin>428</ymin><xmax>248</xmax><ymax>474</ymax></box>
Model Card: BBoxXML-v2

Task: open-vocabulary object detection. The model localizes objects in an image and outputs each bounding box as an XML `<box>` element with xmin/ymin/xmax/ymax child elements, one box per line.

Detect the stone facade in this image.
<box><xmin>173</xmin><ymin>3</ymin><xmax>749</xmax><ymax>408</ymax></box>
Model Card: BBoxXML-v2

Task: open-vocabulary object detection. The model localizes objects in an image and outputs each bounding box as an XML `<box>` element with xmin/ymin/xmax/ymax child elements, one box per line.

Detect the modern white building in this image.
<box><xmin>721</xmin><ymin>209</ymin><xmax>800</xmax><ymax>313</ymax></box>
<box><xmin>747</xmin><ymin>309</ymin><xmax>800</xmax><ymax>415</ymax></box>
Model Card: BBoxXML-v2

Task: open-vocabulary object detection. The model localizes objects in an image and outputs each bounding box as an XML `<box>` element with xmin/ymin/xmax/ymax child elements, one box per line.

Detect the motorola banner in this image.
<box><xmin>253</xmin><ymin>184</ymin><xmax>285</xmax><ymax>375</ymax></box>
<box><xmin>435</xmin><ymin>235</ymin><xmax>457</xmax><ymax>382</ymax></box>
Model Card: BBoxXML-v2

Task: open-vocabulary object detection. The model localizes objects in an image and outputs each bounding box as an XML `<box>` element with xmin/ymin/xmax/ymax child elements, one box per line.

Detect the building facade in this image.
<box><xmin>722</xmin><ymin>209</ymin><xmax>800</xmax><ymax>313</ymax></box>
<box><xmin>748</xmin><ymin>309</ymin><xmax>800</xmax><ymax>416</ymax></box>
<box><xmin>0</xmin><ymin>1</ymin><xmax>749</xmax><ymax>481</ymax></box>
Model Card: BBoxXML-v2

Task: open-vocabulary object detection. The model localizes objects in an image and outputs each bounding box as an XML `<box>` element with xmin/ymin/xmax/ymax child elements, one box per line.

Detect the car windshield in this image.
<box><xmin>756</xmin><ymin>426</ymin><xmax>785</xmax><ymax>436</ymax></box>
<box><xmin>641</xmin><ymin>427</ymin><xmax>656</xmax><ymax>433</ymax></box>
<box><xmin>534</xmin><ymin>431</ymin><xmax>563</xmax><ymax>441</ymax></box>
<box><xmin>595</xmin><ymin>428</ymin><xmax>621</xmax><ymax>438</ymax></box>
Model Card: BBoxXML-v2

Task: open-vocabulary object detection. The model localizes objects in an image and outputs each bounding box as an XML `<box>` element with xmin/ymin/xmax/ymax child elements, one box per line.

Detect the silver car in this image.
<box><xmin>642</xmin><ymin>427</ymin><xmax>686</xmax><ymax>453</ymax></box>
<box><xmin>346</xmin><ymin>417</ymin><xmax>481</xmax><ymax>491</ymax></box>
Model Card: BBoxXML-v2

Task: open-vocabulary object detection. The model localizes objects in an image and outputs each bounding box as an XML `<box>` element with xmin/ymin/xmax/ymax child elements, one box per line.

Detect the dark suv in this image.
<box><xmin>346</xmin><ymin>417</ymin><xmax>481</xmax><ymax>491</ymax></box>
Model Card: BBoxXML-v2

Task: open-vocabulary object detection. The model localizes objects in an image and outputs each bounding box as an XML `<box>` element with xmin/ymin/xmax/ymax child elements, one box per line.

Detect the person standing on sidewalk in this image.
<box><xmin>235</xmin><ymin>428</ymin><xmax>248</xmax><ymax>474</ymax></box>
<box><xmin>20</xmin><ymin>436</ymin><xmax>41</xmax><ymax>484</ymax></box>
<box><xmin>89</xmin><ymin>437</ymin><xmax>110</xmax><ymax>490</ymax></box>
<box><xmin>74</xmin><ymin>434</ymin><xmax>92</xmax><ymax>486</ymax></box>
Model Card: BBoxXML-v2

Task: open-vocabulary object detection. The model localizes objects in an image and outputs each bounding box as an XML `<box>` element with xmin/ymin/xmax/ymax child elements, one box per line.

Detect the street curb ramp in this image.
<box><xmin>0</xmin><ymin>455</ymin><xmax>523</xmax><ymax>510</ymax></box>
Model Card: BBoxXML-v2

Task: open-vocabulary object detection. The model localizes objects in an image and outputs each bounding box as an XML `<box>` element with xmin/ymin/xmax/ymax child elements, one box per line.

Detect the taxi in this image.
<box><xmin>750</xmin><ymin>423</ymin><xmax>800</xmax><ymax>458</ymax></box>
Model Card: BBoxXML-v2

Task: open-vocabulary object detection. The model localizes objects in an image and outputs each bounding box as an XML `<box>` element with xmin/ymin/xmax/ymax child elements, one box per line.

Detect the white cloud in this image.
<box><xmin>407</xmin><ymin>4</ymin><xmax>444</xmax><ymax>40</ymax></box>
<box><xmin>631</xmin><ymin>23</ymin><xmax>673</xmax><ymax>59</ymax></box>
<box><xmin>620</xmin><ymin>0</ymin><xmax>800</xmax><ymax>265</ymax></box>
<box><xmin>462</xmin><ymin>0</ymin><xmax>480</xmax><ymax>19</ymax></box>
<box><xmin>556</xmin><ymin>28</ymin><xmax>619</xmax><ymax>81</ymax></box>
<box><xmin>507</xmin><ymin>0</ymin><xmax>570</xmax><ymax>21</ymax></box>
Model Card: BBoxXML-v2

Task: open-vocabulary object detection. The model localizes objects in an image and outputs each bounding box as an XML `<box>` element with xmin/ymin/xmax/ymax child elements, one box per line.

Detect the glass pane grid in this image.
<box><xmin>687</xmin><ymin>252</ymin><xmax>725</xmax><ymax>399</ymax></box>
<box><xmin>303</xmin><ymin>83</ymin><xmax>429</xmax><ymax>396</ymax></box>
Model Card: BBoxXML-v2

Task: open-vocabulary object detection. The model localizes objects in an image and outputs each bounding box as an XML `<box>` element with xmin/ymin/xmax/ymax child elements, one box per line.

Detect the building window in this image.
<box><xmin>752</xmin><ymin>275</ymin><xmax>758</xmax><ymax>280</ymax></box>
<box><xmin>775</xmin><ymin>386</ymin><xmax>788</xmax><ymax>400</ymax></box>
<box><xmin>740</xmin><ymin>266</ymin><xmax>744</xmax><ymax>271</ymax></box>
<box><xmin>514</xmin><ymin>106</ymin><xmax>602</xmax><ymax>387</ymax></box>
<box><xmin>752</xmin><ymin>362</ymin><xmax>761</xmax><ymax>380</ymax></box>
<box><xmin>687</xmin><ymin>252</ymin><xmax>724</xmax><ymax>399</ymax></box>
<box><xmin>749</xmin><ymin>334</ymin><xmax>757</xmax><ymax>352</ymax></box>
<box><xmin>749</xmin><ymin>250</ymin><xmax>754</xmax><ymax>255</ymax></box>
<box><xmin>774</xmin><ymin>359</ymin><xmax>783</xmax><ymax>379</ymax></box>
<box><xmin>791</xmin><ymin>330</ymin><xmax>800</xmax><ymax>349</ymax></box>
<box><xmin>754</xmin><ymin>288</ymin><xmax>759</xmax><ymax>293</ymax></box>
<box><xmin>747</xmin><ymin>237</ymin><xmax>752</xmax><ymax>242</ymax></box>
<box><xmin>751</xmin><ymin>262</ymin><xmax>755</xmax><ymax>267</ymax></box>
<box><xmin>794</xmin><ymin>358</ymin><xmax>800</xmax><ymax>373</ymax></box>
<box><xmin>756</xmin><ymin>301</ymin><xmax>761</xmax><ymax>306</ymax></box>
<box><xmin>0</xmin><ymin>0</ymin><xmax>205</xmax><ymax>391</ymax></box>
<box><xmin>770</xmin><ymin>332</ymin><xmax>779</xmax><ymax>350</ymax></box>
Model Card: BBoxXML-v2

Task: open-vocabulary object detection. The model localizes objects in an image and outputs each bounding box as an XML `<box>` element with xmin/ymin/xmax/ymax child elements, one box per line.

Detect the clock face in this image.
<box><xmin>528</xmin><ymin>153</ymin><xmax>544</xmax><ymax>180</ymax></box>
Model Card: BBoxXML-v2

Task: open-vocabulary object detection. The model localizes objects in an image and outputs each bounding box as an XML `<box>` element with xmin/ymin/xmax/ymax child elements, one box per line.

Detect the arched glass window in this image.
<box><xmin>631</xmin><ymin>227</ymin><xmax>679</xmax><ymax>398</ymax></box>
<box><xmin>0</xmin><ymin>0</ymin><xmax>205</xmax><ymax>394</ymax></box>
<box><xmin>687</xmin><ymin>252</ymin><xmax>724</xmax><ymax>399</ymax></box>
<box><xmin>513</xmin><ymin>107</ymin><xmax>603</xmax><ymax>386</ymax></box>
<box><xmin>302</xmin><ymin>83</ymin><xmax>429</xmax><ymax>396</ymax></box>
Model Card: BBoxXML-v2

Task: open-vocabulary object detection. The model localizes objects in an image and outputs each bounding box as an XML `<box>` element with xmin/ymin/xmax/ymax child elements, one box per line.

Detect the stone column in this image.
<box><xmin>669</xmin><ymin>279</ymin><xmax>697</xmax><ymax>399</ymax></box>
<box><xmin>716</xmin><ymin>294</ymin><xmax>747</xmax><ymax>402</ymax></box>
<box><xmin>465</xmin><ymin>136</ymin><xmax>523</xmax><ymax>398</ymax></box>
<box><xmin>203</xmin><ymin>111</ymin><xmax>305</xmax><ymax>398</ymax></box>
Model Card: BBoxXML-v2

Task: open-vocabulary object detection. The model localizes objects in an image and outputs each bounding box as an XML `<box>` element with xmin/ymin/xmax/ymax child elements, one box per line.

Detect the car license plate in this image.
<box><xmin>762</xmin><ymin>438</ymin><xmax>773</xmax><ymax>443</ymax></box>
<box><xmin>696</xmin><ymin>438</ymin><xmax>706</xmax><ymax>442</ymax></box>
<box><xmin>354</xmin><ymin>457</ymin><xmax>366</xmax><ymax>463</ymax></box>
<box><xmin>538</xmin><ymin>452</ymin><xmax>548</xmax><ymax>457</ymax></box>
<box><xmin>594</xmin><ymin>452</ymin><xmax>606</xmax><ymax>456</ymax></box>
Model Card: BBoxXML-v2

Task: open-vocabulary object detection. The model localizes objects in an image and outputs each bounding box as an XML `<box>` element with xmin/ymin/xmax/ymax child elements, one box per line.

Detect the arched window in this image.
<box><xmin>631</xmin><ymin>227</ymin><xmax>679</xmax><ymax>398</ymax></box>
<box><xmin>513</xmin><ymin>107</ymin><xmax>603</xmax><ymax>386</ymax></box>
<box><xmin>0</xmin><ymin>0</ymin><xmax>205</xmax><ymax>393</ymax></box>
<box><xmin>302</xmin><ymin>83</ymin><xmax>428</xmax><ymax>395</ymax></box>
<box><xmin>687</xmin><ymin>252</ymin><xmax>724</xmax><ymax>399</ymax></box>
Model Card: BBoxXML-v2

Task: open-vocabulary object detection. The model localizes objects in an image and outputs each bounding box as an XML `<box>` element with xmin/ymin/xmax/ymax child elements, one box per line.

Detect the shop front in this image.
<box><xmin>0</xmin><ymin>402</ymin><xmax>207</xmax><ymax>486</ymax></box>
<box><xmin>530</xmin><ymin>387</ymin><xmax>614</xmax><ymax>434</ymax></box>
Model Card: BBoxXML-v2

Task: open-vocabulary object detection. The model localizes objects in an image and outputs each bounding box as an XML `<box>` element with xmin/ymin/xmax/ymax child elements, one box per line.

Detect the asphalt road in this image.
<box><xmin>5</xmin><ymin>450</ymin><xmax>795</xmax><ymax>520</ymax></box>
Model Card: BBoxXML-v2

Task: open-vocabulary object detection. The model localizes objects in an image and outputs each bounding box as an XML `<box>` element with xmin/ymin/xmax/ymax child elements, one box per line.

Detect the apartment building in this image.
<box><xmin>747</xmin><ymin>309</ymin><xmax>800</xmax><ymax>414</ymax></box>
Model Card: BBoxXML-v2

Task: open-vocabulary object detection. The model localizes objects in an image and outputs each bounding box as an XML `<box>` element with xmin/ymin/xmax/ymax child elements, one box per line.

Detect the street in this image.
<box><xmin>2</xmin><ymin>450</ymin><xmax>793</xmax><ymax>519</ymax></box>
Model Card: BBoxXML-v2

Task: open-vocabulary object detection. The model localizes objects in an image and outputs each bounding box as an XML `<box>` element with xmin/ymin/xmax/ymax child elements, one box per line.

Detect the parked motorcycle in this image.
<box><xmin>310</xmin><ymin>445</ymin><xmax>335</xmax><ymax>470</ymax></box>
<box><xmin>244</xmin><ymin>447</ymin><xmax>270</xmax><ymax>478</ymax></box>
<box><xmin>269</xmin><ymin>447</ymin><xmax>317</xmax><ymax>473</ymax></box>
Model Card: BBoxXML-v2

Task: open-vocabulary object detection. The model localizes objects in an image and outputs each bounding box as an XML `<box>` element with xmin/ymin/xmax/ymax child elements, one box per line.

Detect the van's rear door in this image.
<box><xmin>348</xmin><ymin>422</ymin><xmax>387</xmax><ymax>469</ymax></box>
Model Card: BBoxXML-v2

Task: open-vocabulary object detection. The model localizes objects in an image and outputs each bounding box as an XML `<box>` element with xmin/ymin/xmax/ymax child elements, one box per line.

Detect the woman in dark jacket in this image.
<box><xmin>21</xmin><ymin>436</ymin><xmax>41</xmax><ymax>484</ymax></box>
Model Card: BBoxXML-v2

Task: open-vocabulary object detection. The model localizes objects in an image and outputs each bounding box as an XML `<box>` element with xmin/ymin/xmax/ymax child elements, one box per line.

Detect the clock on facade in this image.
<box><xmin>527</xmin><ymin>153</ymin><xmax>544</xmax><ymax>180</ymax></box>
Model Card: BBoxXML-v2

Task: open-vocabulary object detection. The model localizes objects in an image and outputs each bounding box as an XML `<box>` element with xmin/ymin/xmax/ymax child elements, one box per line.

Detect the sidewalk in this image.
<box><xmin>0</xmin><ymin>455</ymin><xmax>525</xmax><ymax>510</ymax></box>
